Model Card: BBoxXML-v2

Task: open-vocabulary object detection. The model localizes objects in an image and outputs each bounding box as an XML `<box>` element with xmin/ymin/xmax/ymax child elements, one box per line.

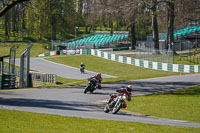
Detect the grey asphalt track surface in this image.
<box><xmin>1</xmin><ymin>74</ymin><xmax>200</xmax><ymax>128</ymax></box>
<box><xmin>13</xmin><ymin>58</ymin><xmax>116</xmax><ymax>79</ymax></box>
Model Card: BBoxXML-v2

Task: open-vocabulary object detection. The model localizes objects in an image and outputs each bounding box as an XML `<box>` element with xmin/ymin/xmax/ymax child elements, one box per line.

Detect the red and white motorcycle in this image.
<box><xmin>104</xmin><ymin>93</ymin><xmax>128</xmax><ymax>114</ymax></box>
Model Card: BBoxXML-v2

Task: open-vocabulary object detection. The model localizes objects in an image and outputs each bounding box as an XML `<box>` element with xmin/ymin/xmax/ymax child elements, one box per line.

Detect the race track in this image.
<box><xmin>14</xmin><ymin>58</ymin><xmax>116</xmax><ymax>79</ymax></box>
<box><xmin>1</xmin><ymin>74</ymin><xmax>200</xmax><ymax>127</ymax></box>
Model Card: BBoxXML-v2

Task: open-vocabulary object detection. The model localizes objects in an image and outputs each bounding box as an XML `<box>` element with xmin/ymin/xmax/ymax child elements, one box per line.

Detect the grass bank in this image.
<box><xmin>46</xmin><ymin>55</ymin><xmax>178</xmax><ymax>83</ymax></box>
<box><xmin>127</xmin><ymin>85</ymin><xmax>200</xmax><ymax>123</ymax></box>
<box><xmin>0</xmin><ymin>109</ymin><xmax>199</xmax><ymax>133</ymax></box>
<box><xmin>0</xmin><ymin>42</ymin><xmax>50</xmax><ymax>58</ymax></box>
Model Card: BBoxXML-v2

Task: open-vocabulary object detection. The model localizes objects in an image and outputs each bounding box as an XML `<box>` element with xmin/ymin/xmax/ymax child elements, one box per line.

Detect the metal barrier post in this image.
<box><xmin>19</xmin><ymin>44</ymin><xmax>32</xmax><ymax>88</ymax></box>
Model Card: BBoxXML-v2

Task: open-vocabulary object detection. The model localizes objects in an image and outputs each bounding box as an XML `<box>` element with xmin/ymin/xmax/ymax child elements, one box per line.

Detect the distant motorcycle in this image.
<box><xmin>104</xmin><ymin>93</ymin><xmax>128</xmax><ymax>114</ymax></box>
<box><xmin>84</xmin><ymin>78</ymin><xmax>101</xmax><ymax>94</ymax></box>
<box><xmin>80</xmin><ymin>66</ymin><xmax>85</xmax><ymax>74</ymax></box>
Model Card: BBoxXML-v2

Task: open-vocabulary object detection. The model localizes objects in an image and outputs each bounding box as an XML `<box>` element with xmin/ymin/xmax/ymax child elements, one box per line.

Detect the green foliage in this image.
<box><xmin>127</xmin><ymin>86</ymin><xmax>200</xmax><ymax>122</ymax></box>
<box><xmin>24</xmin><ymin>0</ymin><xmax>79</xmax><ymax>40</ymax></box>
<box><xmin>0</xmin><ymin>109</ymin><xmax>199</xmax><ymax>133</ymax></box>
<box><xmin>135</xmin><ymin>19</ymin><xmax>151</xmax><ymax>40</ymax></box>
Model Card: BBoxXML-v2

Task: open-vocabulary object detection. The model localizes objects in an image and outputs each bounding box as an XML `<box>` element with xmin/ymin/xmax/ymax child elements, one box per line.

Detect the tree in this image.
<box><xmin>151</xmin><ymin>0</ymin><xmax>159</xmax><ymax>50</ymax></box>
<box><xmin>142</xmin><ymin>0</ymin><xmax>159</xmax><ymax>51</ymax></box>
<box><xmin>85</xmin><ymin>0</ymin><xmax>143</xmax><ymax>49</ymax></box>
<box><xmin>157</xmin><ymin>0</ymin><xmax>200</xmax><ymax>52</ymax></box>
<box><xmin>166</xmin><ymin>0</ymin><xmax>175</xmax><ymax>52</ymax></box>
<box><xmin>0</xmin><ymin>0</ymin><xmax>30</xmax><ymax>17</ymax></box>
<box><xmin>25</xmin><ymin>0</ymin><xmax>78</xmax><ymax>40</ymax></box>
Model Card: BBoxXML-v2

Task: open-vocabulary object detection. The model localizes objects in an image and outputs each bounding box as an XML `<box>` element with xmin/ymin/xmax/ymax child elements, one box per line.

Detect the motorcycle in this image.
<box><xmin>80</xmin><ymin>66</ymin><xmax>85</xmax><ymax>74</ymax></box>
<box><xmin>84</xmin><ymin>78</ymin><xmax>101</xmax><ymax>94</ymax></box>
<box><xmin>104</xmin><ymin>93</ymin><xmax>128</xmax><ymax>114</ymax></box>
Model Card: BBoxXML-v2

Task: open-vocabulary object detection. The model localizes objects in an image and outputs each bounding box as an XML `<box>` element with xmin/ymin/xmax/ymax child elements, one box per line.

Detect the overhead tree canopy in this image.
<box><xmin>0</xmin><ymin>0</ymin><xmax>30</xmax><ymax>17</ymax></box>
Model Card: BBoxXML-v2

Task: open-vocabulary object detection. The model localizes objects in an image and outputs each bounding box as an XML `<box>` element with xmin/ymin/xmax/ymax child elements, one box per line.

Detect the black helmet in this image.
<box><xmin>127</xmin><ymin>85</ymin><xmax>132</xmax><ymax>92</ymax></box>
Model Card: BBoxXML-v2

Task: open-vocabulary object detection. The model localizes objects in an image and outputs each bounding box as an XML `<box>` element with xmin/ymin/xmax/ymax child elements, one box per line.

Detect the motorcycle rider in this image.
<box><xmin>107</xmin><ymin>85</ymin><xmax>132</xmax><ymax>107</ymax></box>
<box><xmin>80</xmin><ymin>62</ymin><xmax>85</xmax><ymax>73</ymax></box>
<box><xmin>89</xmin><ymin>72</ymin><xmax>102</xmax><ymax>89</ymax></box>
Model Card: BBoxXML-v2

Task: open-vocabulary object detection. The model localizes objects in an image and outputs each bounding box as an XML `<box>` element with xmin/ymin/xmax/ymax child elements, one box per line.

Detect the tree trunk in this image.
<box><xmin>4</xmin><ymin>14</ymin><xmax>9</xmax><ymax>40</ymax></box>
<box><xmin>109</xmin><ymin>19</ymin><xmax>113</xmax><ymax>36</ymax></box>
<box><xmin>126</xmin><ymin>25</ymin><xmax>130</xmax><ymax>31</ymax></box>
<box><xmin>152</xmin><ymin>0</ymin><xmax>159</xmax><ymax>51</ymax></box>
<box><xmin>51</xmin><ymin>26</ymin><xmax>56</xmax><ymax>40</ymax></box>
<box><xmin>51</xmin><ymin>15</ymin><xmax>56</xmax><ymax>40</ymax></box>
<box><xmin>167</xmin><ymin>0</ymin><xmax>175</xmax><ymax>53</ymax></box>
<box><xmin>116</xmin><ymin>18</ymin><xmax>119</xmax><ymax>31</ymax></box>
<box><xmin>131</xmin><ymin>22</ymin><xmax>136</xmax><ymax>49</ymax></box>
<box><xmin>12</xmin><ymin>7</ymin><xmax>16</xmax><ymax>37</ymax></box>
<box><xmin>21</xmin><ymin>9</ymin><xmax>26</xmax><ymax>39</ymax></box>
<box><xmin>88</xmin><ymin>26</ymin><xmax>92</xmax><ymax>33</ymax></box>
<box><xmin>86</xmin><ymin>25</ymin><xmax>88</xmax><ymax>34</ymax></box>
<box><xmin>79</xmin><ymin>0</ymin><xmax>83</xmax><ymax>14</ymax></box>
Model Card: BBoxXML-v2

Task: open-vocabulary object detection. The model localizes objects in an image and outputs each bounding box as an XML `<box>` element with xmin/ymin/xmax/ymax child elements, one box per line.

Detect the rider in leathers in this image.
<box><xmin>89</xmin><ymin>72</ymin><xmax>102</xmax><ymax>89</ymax></box>
<box><xmin>80</xmin><ymin>62</ymin><xmax>85</xmax><ymax>73</ymax></box>
<box><xmin>107</xmin><ymin>85</ymin><xmax>132</xmax><ymax>108</ymax></box>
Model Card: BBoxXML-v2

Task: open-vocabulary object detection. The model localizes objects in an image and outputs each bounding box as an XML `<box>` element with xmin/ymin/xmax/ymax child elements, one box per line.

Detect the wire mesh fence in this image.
<box><xmin>135</xmin><ymin>46</ymin><xmax>174</xmax><ymax>64</ymax></box>
<box><xmin>51</xmin><ymin>40</ymin><xmax>61</xmax><ymax>51</ymax></box>
<box><xmin>173</xmin><ymin>40</ymin><xmax>198</xmax><ymax>51</ymax></box>
<box><xmin>9</xmin><ymin>45</ymin><xmax>18</xmax><ymax>74</ymax></box>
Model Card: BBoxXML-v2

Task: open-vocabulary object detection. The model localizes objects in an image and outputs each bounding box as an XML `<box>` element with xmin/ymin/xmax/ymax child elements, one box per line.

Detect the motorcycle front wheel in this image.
<box><xmin>111</xmin><ymin>100</ymin><xmax>121</xmax><ymax>114</ymax></box>
<box><xmin>90</xmin><ymin>86</ymin><xmax>96</xmax><ymax>93</ymax></box>
<box><xmin>84</xmin><ymin>85</ymin><xmax>90</xmax><ymax>94</ymax></box>
<box><xmin>104</xmin><ymin>104</ymin><xmax>110</xmax><ymax>113</ymax></box>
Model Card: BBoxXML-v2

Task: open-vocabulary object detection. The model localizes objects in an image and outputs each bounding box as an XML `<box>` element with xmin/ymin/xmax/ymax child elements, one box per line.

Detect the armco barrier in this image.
<box><xmin>1</xmin><ymin>74</ymin><xmax>16</xmax><ymax>89</ymax></box>
<box><xmin>91</xmin><ymin>49</ymin><xmax>200</xmax><ymax>73</ymax></box>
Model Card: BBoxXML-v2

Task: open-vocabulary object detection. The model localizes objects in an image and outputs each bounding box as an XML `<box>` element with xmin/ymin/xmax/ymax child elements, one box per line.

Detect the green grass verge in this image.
<box><xmin>56</xmin><ymin>76</ymin><xmax>86</xmax><ymax>86</ymax></box>
<box><xmin>0</xmin><ymin>42</ymin><xmax>50</xmax><ymax>58</ymax></box>
<box><xmin>174</xmin><ymin>55</ymin><xmax>200</xmax><ymax>65</ymax></box>
<box><xmin>127</xmin><ymin>86</ymin><xmax>200</xmax><ymax>122</ymax></box>
<box><xmin>0</xmin><ymin>109</ymin><xmax>199</xmax><ymax>133</ymax></box>
<box><xmin>46</xmin><ymin>55</ymin><xmax>178</xmax><ymax>83</ymax></box>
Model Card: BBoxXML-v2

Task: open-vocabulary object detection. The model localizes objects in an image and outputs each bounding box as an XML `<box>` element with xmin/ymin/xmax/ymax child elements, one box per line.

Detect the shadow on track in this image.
<box><xmin>0</xmin><ymin>98</ymin><xmax>97</xmax><ymax>112</ymax></box>
<box><xmin>103</xmin><ymin>81</ymin><xmax>200</xmax><ymax>94</ymax></box>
